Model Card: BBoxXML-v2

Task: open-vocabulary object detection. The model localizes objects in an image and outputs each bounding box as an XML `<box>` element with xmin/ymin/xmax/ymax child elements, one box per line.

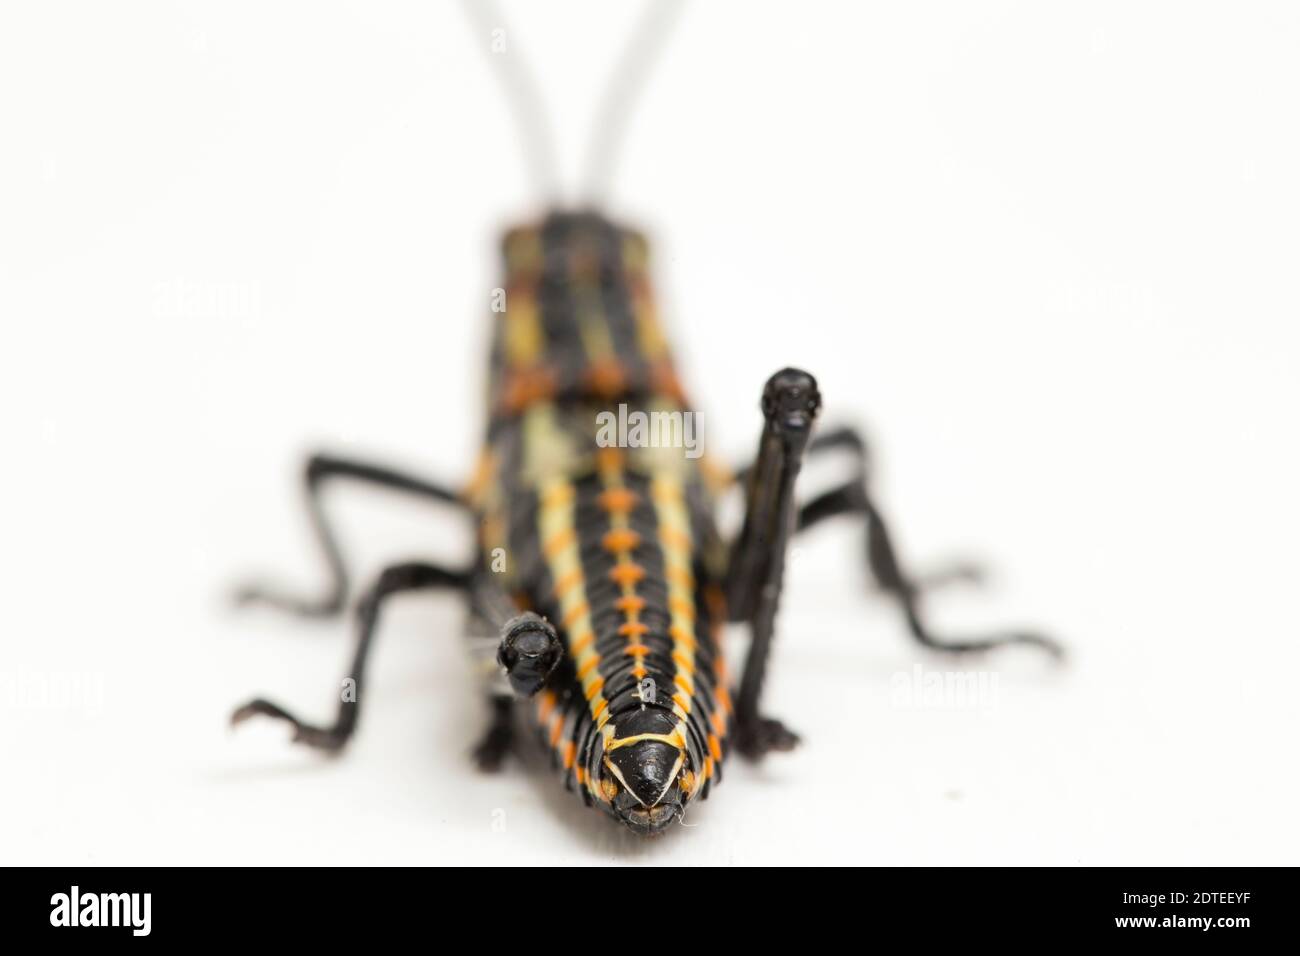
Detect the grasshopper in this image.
<box><xmin>230</xmin><ymin>1</ymin><xmax>1059</xmax><ymax>836</ymax></box>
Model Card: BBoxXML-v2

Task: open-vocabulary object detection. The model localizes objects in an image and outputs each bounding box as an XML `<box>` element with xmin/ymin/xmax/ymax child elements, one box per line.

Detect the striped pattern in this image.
<box><xmin>470</xmin><ymin>212</ymin><xmax>731</xmax><ymax>824</ymax></box>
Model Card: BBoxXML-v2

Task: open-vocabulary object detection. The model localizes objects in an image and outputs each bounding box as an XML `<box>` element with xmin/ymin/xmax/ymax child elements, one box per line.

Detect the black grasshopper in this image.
<box><xmin>230</xmin><ymin>3</ymin><xmax>1061</xmax><ymax>836</ymax></box>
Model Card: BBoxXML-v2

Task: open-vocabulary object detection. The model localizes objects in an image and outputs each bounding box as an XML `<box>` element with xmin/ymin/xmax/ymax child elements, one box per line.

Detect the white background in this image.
<box><xmin>3</xmin><ymin>0</ymin><xmax>1298</xmax><ymax>866</ymax></box>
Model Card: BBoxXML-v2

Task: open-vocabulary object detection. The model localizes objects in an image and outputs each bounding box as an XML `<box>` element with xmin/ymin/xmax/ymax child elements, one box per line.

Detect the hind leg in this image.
<box><xmin>234</xmin><ymin>453</ymin><xmax>467</xmax><ymax>618</ymax></box>
<box><xmin>797</xmin><ymin>427</ymin><xmax>1062</xmax><ymax>659</ymax></box>
<box><xmin>231</xmin><ymin>561</ymin><xmax>471</xmax><ymax>751</ymax></box>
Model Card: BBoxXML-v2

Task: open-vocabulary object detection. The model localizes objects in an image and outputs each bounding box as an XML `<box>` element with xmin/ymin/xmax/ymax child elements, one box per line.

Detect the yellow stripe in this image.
<box><xmin>651</xmin><ymin>474</ymin><xmax>697</xmax><ymax>730</ymax></box>
<box><xmin>537</xmin><ymin>477</ymin><xmax>609</xmax><ymax>725</ymax></box>
<box><xmin>604</xmin><ymin>730</ymin><xmax>686</xmax><ymax>751</ymax></box>
<box><xmin>504</xmin><ymin>292</ymin><xmax>544</xmax><ymax>367</ymax></box>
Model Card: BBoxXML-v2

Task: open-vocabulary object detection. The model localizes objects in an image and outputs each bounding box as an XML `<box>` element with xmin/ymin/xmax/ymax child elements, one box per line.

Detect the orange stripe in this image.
<box><xmin>597</xmin><ymin>488</ymin><xmax>640</xmax><ymax>514</ymax></box>
<box><xmin>583</xmin><ymin>677</ymin><xmax>606</xmax><ymax>701</ymax></box>
<box><xmin>618</xmin><ymin>622</ymin><xmax>649</xmax><ymax>638</ymax></box>
<box><xmin>708</xmin><ymin>733</ymin><xmax>723</xmax><ymax>761</ymax></box>
<box><xmin>499</xmin><ymin>366</ymin><xmax>556</xmax><ymax>413</ymax></box>
<box><xmin>609</xmin><ymin>564</ymin><xmax>646</xmax><ymax>586</ymax></box>
<box><xmin>614</xmin><ymin>595</ymin><xmax>646</xmax><ymax>613</ymax></box>
<box><xmin>602</xmin><ymin>528</ymin><xmax>641</xmax><ymax>553</ymax></box>
<box><xmin>585</xmin><ymin>359</ymin><xmax>626</xmax><ymax>398</ymax></box>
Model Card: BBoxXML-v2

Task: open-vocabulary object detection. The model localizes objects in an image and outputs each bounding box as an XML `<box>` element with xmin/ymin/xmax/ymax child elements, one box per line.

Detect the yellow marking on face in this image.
<box><xmin>602</xmin><ymin>729</ymin><xmax>686</xmax><ymax>751</ymax></box>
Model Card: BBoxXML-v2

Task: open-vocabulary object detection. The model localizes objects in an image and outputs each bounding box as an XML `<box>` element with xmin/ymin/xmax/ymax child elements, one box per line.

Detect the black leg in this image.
<box><xmin>725</xmin><ymin>368</ymin><xmax>822</xmax><ymax>759</ymax></box>
<box><xmin>797</xmin><ymin>426</ymin><xmax>1063</xmax><ymax>659</ymax></box>
<box><xmin>231</xmin><ymin>560</ymin><xmax>470</xmax><ymax>752</ymax></box>
<box><xmin>471</xmin><ymin>696</ymin><xmax>515</xmax><ymax>772</ymax></box>
<box><xmin>235</xmin><ymin>453</ymin><xmax>467</xmax><ymax>618</ymax></box>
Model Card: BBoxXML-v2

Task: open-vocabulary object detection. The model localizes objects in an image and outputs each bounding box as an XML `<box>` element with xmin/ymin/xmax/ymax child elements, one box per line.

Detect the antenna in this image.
<box><xmin>460</xmin><ymin>0</ymin><xmax>563</xmax><ymax>202</ymax></box>
<box><xmin>461</xmin><ymin>0</ymin><xmax>687</xmax><ymax>206</ymax></box>
<box><xmin>580</xmin><ymin>0</ymin><xmax>687</xmax><ymax>205</ymax></box>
